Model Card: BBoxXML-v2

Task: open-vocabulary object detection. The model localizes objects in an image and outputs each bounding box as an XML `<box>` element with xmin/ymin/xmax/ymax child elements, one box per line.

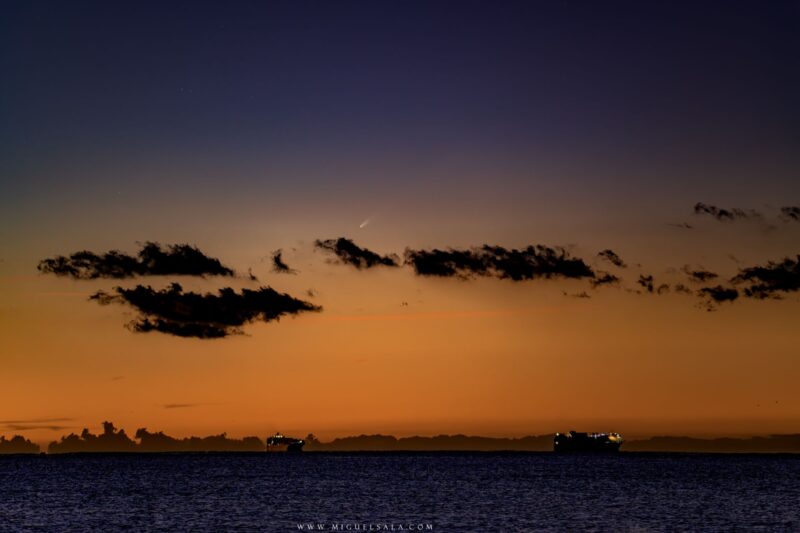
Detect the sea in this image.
<box><xmin>1</xmin><ymin>452</ymin><xmax>798</xmax><ymax>532</ymax></box>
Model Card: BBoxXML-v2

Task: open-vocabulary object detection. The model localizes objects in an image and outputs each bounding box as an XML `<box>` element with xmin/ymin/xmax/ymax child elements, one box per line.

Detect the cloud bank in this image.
<box><xmin>90</xmin><ymin>283</ymin><xmax>321</xmax><ymax>338</ymax></box>
<box><xmin>315</xmin><ymin>238</ymin><xmax>400</xmax><ymax>269</ymax></box>
<box><xmin>733</xmin><ymin>255</ymin><xmax>800</xmax><ymax>299</ymax></box>
<box><xmin>697</xmin><ymin>286</ymin><xmax>739</xmax><ymax>308</ymax></box>
<box><xmin>38</xmin><ymin>242</ymin><xmax>234</xmax><ymax>279</ymax></box>
<box><xmin>404</xmin><ymin>245</ymin><xmax>595</xmax><ymax>281</ymax></box>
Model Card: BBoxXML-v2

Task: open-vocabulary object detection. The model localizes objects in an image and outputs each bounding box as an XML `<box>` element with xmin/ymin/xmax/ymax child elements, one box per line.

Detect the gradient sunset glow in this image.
<box><xmin>1</xmin><ymin>1</ymin><xmax>798</xmax><ymax>449</ymax></box>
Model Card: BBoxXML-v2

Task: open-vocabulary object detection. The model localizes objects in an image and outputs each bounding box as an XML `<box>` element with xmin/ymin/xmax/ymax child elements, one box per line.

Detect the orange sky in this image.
<box><xmin>2</xmin><ymin>216</ymin><xmax>799</xmax><ymax>448</ymax></box>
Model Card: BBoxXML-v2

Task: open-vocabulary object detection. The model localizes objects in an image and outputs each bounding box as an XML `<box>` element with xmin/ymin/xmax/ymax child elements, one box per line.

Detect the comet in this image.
<box><xmin>359</xmin><ymin>218</ymin><xmax>370</xmax><ymax>229</ymax></box>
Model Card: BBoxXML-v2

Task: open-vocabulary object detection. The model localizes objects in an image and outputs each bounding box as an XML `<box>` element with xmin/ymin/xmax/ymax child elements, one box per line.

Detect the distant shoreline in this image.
<box><xmin>4</xmin><ymin>423</ymin><xmax>800</xmax><ymax>454</ymax></box>
<box><xmin>3</xmin><ymin>450</ymin><xmax>800</xmax><ymax>457</ymax></box>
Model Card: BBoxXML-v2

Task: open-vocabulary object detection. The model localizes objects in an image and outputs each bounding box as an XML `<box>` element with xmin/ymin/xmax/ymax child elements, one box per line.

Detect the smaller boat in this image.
<box><xmin>266</xmin><ymin>432</ymin><xmax>305</xmax><ymax>452</ymax></box>
<box><xmin>554</xmin><ymin>431</ymin><xmax>623</xmax><ymax>452</ymax></box>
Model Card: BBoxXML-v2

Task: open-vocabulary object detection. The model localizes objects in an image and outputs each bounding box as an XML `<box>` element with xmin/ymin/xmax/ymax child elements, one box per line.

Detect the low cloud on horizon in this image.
<box><xmin>0</xmin><ymin>417</ymin><xmax>76</xmax><ymax>432</ymax></box>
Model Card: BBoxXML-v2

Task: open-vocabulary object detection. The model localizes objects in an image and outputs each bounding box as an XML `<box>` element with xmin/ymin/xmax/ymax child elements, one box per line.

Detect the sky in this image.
<box><xmin>1</xmin><ymin>0</ymin><xmax>799</xmax><ymax>447</ymax></box>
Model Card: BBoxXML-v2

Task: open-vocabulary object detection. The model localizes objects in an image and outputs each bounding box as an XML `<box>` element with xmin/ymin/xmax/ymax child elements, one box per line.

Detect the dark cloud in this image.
<box><xmin>693</xmin><ymin>202</ymin><xmax>762</xmax><ymax>222</ymax></box>
<box><xmin>162</xmin><ymin>403</ymin><xmax>196</xmax><ymax>409</ymax></box>
<box><xmin>637</xmin><ymin>275</ymin><xmax>654</xmax><ymax>293</ymax></box>
<box><xmin>636</xmin><ymin>277</ymin><xmax>669</xmax><ymax>295</ymax></box>
<box><xmin>597</xmin><ymin>249</ymin><xmax>626</xmax><ymax>268</ymax></box>
<box><xmin>780</xmin><ymin>206</ymin><xmax>800</xmax><ymax>222</ymax></box>
<box><xmin>404</xmin><ymin>245</ymin><xmax>595</xmax><ymax>281</ymax></box>
<box><xmin>405</xmin><ymin>248</ymin><xmax>486</xmax><ymax>278</ymax></box>
<box><xmin>673</xmin><ymin>284</ymin><xmax>692</xmax><ymax>295</ymax></box>
<box><xmin>591</xmin><ymin>273</ymin><xmax>620</xmax><ymax>288</ymax></box>
<box><xmin>667</xmin><ymin>222</ymin><xmax>693</xmax><ymax>230</ymax></box>
<box><xmin>38</xmin><ymin>242</ymin><xmax>234</xmax><ymax>279</ymax></box>
<box><xmin>733</xmin><ymin>255</ymin><xmax>800</xmax><ymax>299</ymax></box>
<box><xmin>271</xmin><ymin>249</ymin><xmax>297</xmax><ymax>274</ymax></box>
<box><xmin>90</xmin><ymin>283</ymin><xmax>321</xmax><ymax>338</ymax></box>
<box><xmin>683</xmin><ymin>267</ymin><xmax>719</xmax><ymax>283</ymax></box>
<box><xmin>315</xmin><ymin>238</ymin><xmax>400</xmax><ymax>269</ymax></box>
<box><xmin>697</xmin><ymin>286</ymin><xmax>739</xmax><ymax>308</ymax></box>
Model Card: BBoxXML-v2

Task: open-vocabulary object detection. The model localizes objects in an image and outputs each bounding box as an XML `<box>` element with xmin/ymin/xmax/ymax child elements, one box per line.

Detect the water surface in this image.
<box><xmin>1</xmin><ymin>452</ymin><xmax>798</xmax><ymax>531</ymax></box>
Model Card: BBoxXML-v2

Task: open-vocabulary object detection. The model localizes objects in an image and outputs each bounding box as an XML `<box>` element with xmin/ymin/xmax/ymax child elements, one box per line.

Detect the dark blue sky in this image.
<box><xmin>4</xmin><ymin>2</ymin><xmax>798</xmax><ymax>167</ymax></box>
<box><xmin>1</xmin><ymin>1</ymin><xmax>798</xmax><ymax>247</ymax></box>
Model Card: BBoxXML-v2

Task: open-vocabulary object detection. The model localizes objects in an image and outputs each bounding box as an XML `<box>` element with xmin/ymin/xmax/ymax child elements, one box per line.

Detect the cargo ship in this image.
<box><xmin>266</xmin><ymin>433</ymin><xmax>305</xmax><ymax>452</ymax></box>
<box><xmin>553</xmin><ymin>431</ymin><xmax>623</xmax><ymax>452</ymax></box>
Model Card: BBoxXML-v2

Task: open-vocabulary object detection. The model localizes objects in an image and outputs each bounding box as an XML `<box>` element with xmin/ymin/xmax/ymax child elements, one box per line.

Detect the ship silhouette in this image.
<box><xmin>553</xmin><ymin>431</ymin><xmax>623</xmax><ymax>452</ymax></box>
<box><xmin>266</xmin><ymin>432</ymin><xmax>305</xmax><ymax>452</ymax></box>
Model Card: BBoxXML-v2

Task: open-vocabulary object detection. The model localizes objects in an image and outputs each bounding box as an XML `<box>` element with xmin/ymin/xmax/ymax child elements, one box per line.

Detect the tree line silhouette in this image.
<box><xmin>3</xmin><ymin>424</ymin><xmax>800</xmax><ymax>454</ymax></box>
<box><xmin>45</xmin><ymin>422</ymin><xmax>266</xmax><ymax>453</ymax></box>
